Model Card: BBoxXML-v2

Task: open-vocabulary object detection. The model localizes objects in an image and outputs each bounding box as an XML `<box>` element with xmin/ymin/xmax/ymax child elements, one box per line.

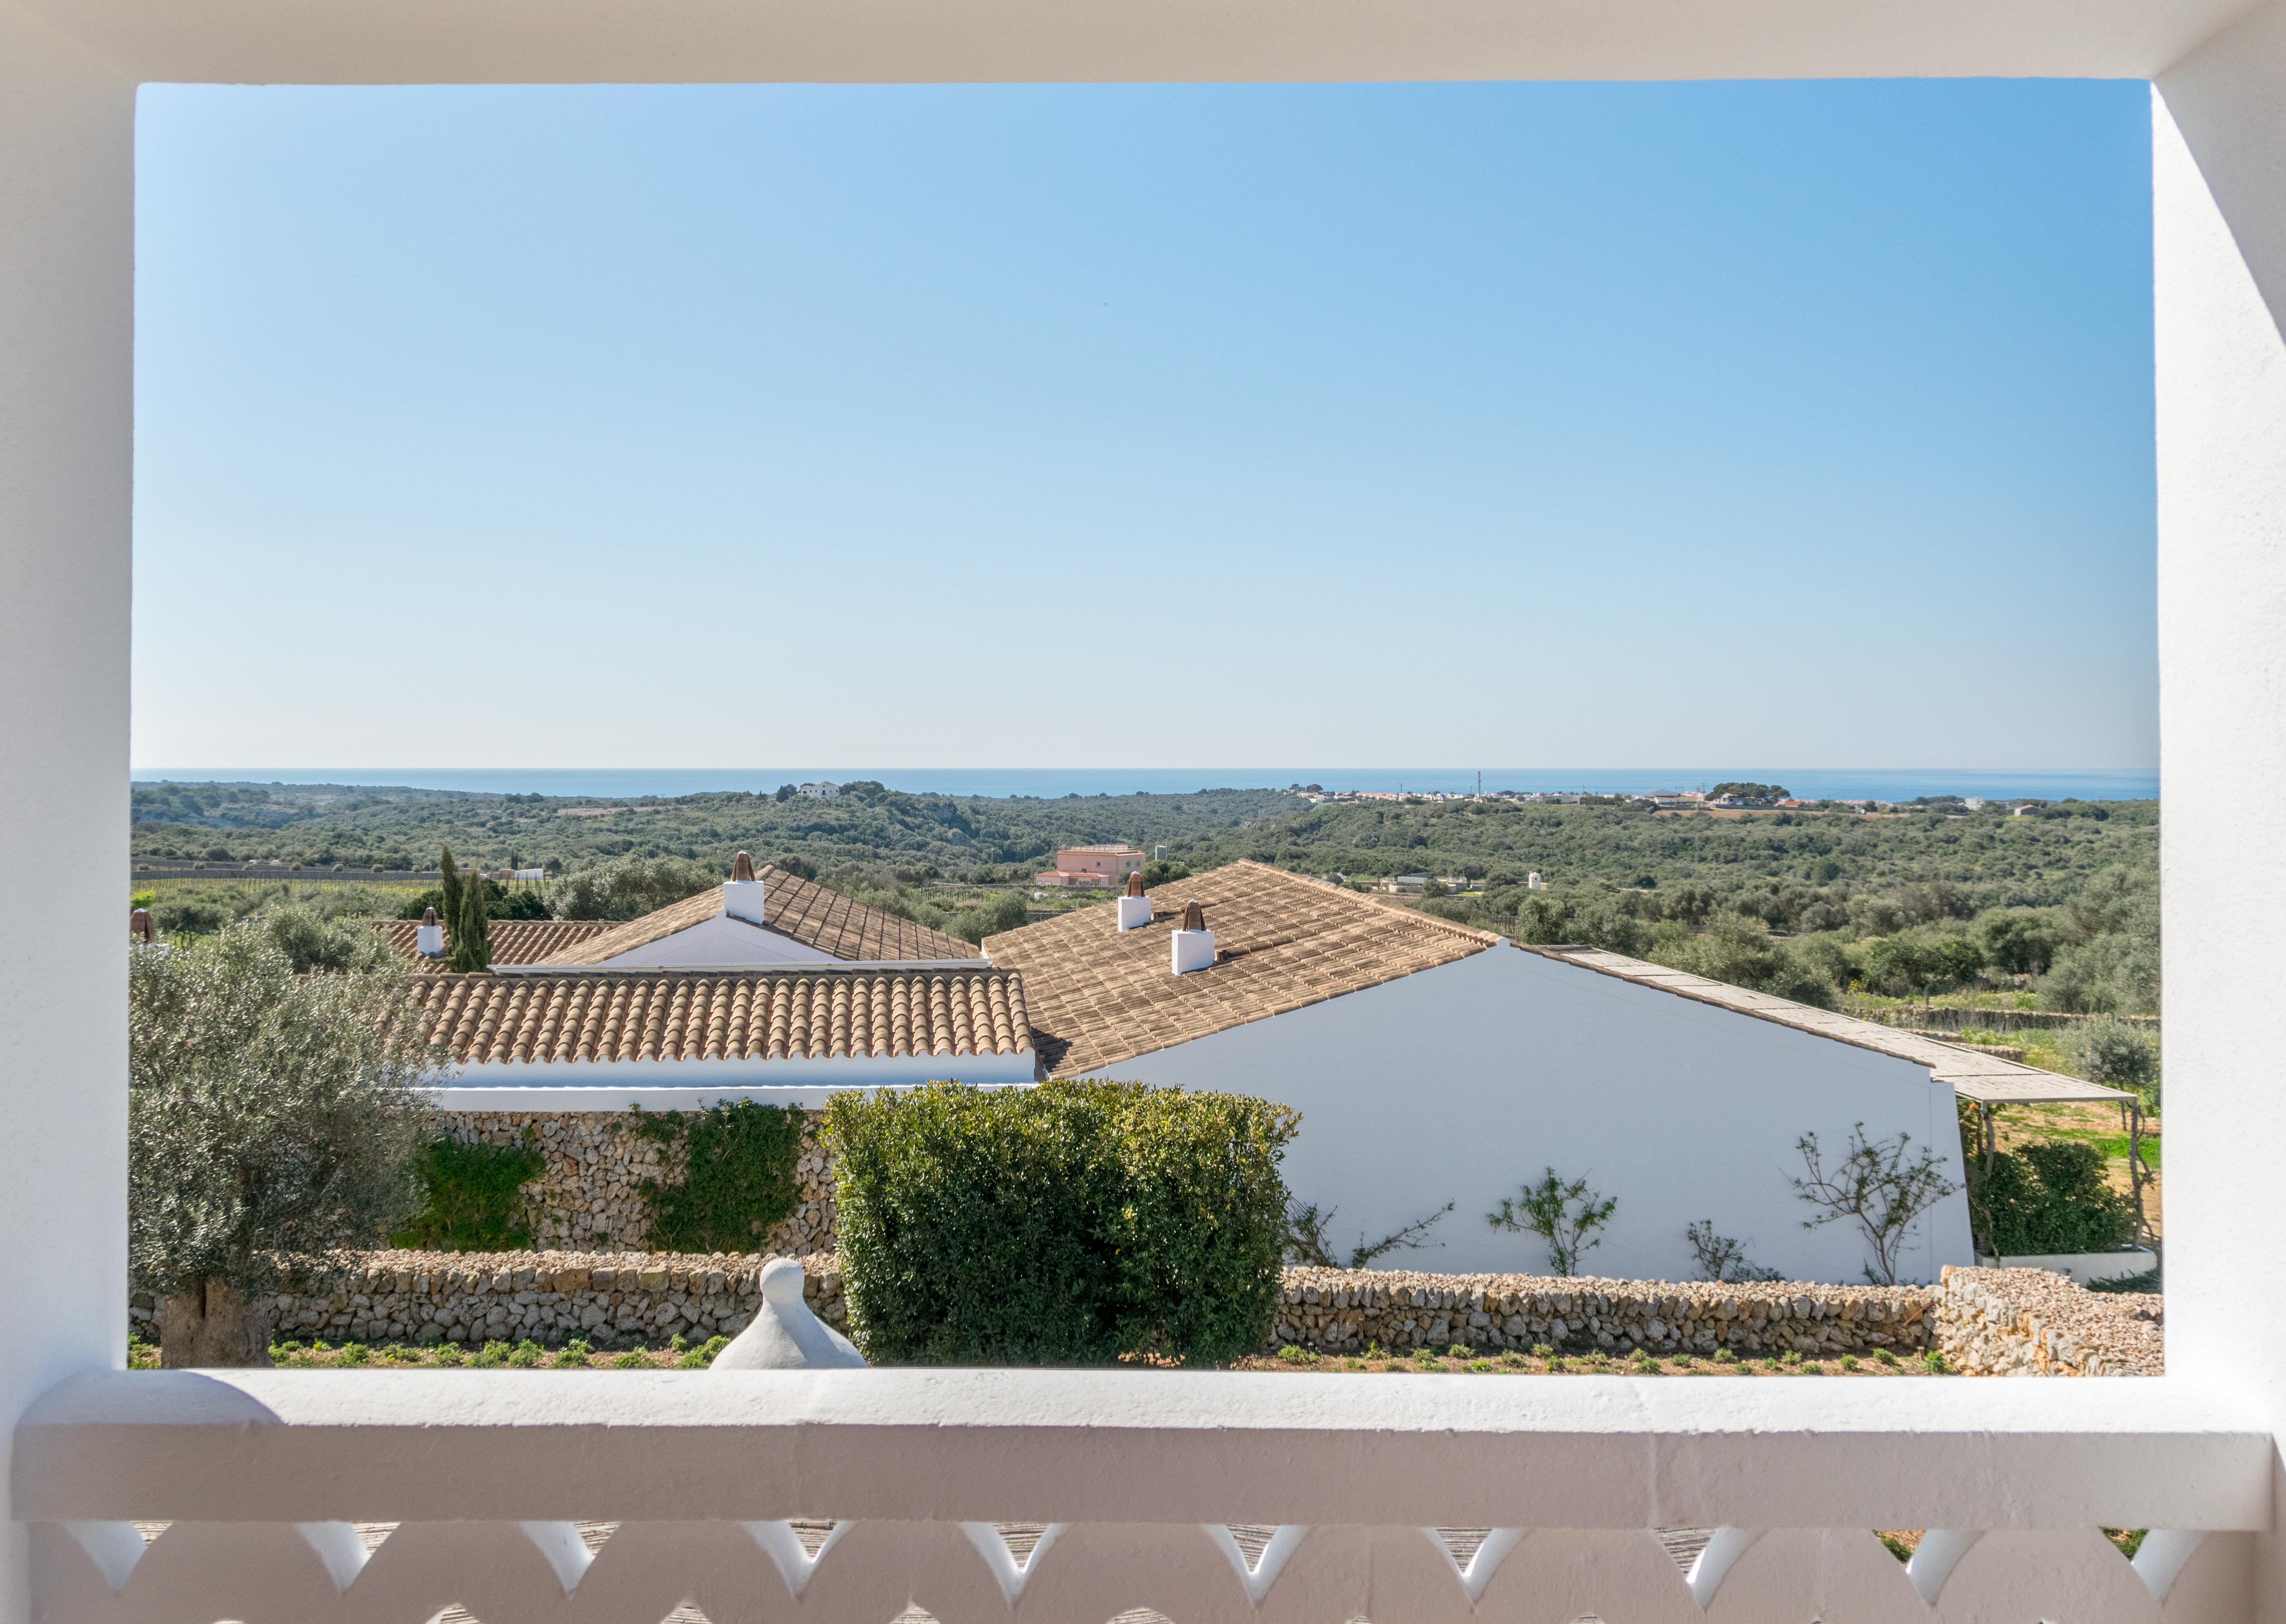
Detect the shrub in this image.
<box><xmin>634</xmin><ymin>1100</ymin><xmax>804</xmax><ymax>1252</ymax></box>
<box><xmin>392</xmin><ymin>1136</ymin><xmax>544</xmax><ymax>1251</ymax></box>
<box><xmin>551</xmin><ymin>854</ymin><xmax>723</xmax><ymax>921</ymax></box>
<box><xmin>470</xmin><ymin>1341</ymin><xmax>510</xmax><ymax>1367</ymax></box>
<box><xmin>130</xmin><ymin>920</ymin><xmax>429</xmax><ymax>1363</ymax></box>
<box><xmin>1969</xmin><ymin>1140</ymin><xmax>2136</xmax><ymax>1257</ymax></box>
<box><xmin>1488</xmin><ymin>1170</ymin><xmax>1616</xmax><ymax>1275</ymax></box>
<box><xmin>2070</xmin><ymin>1020</ymin><xmax>2160</xmax><ymax>1109</ymax></box>
<box><xmin>433</xmin><ymin>1342</ymin><xmax>466</xmax><ymax>1366</ymax></box>
<box><xmin>827</xmin><ymin>1080</ymin><xmax>1293</xmax><ymax>1365</ymax></box>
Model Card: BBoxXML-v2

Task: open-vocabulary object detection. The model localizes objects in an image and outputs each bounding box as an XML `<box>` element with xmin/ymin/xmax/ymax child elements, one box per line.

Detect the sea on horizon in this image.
<box><xmin>131</xmin><ymin>766</ymin><xmax>2161</xmax><ymax>803</ymax></box>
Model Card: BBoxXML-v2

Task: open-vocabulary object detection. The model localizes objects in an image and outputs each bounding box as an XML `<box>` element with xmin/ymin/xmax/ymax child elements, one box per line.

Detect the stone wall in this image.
<box><xmin>435</xmin><ymin>1109</ymin><xmax>837</xmax><ymax>1256</ymax></box>
<box><xmin>1272</xmin><ymin>1266</ymin><xmax>1932</xmax><ymax>1356</ymax></box>
<box><xmin>1936</xmin><ymin>1265</ymin><xmax>2162</xmax><ymax>1376</ymax></box>
<box><xmin>126</xmin><ymin>1251</ymin><xmax>848</xmax><ymax>1351</ymax></box>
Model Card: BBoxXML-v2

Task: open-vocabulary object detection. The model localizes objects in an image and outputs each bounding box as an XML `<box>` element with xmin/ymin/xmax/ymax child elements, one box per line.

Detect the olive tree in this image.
<box><xmin>130</xmin><ymin>922</ymin><xmax>431</xmax><ymax>1365</ymax></box>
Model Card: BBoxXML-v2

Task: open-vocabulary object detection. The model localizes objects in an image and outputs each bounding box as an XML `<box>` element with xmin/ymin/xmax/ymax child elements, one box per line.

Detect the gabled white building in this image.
<box><xmin>989</xmin><ymin>862</ymin><xmax>2129</xmax><ymax>1284</ymax></box>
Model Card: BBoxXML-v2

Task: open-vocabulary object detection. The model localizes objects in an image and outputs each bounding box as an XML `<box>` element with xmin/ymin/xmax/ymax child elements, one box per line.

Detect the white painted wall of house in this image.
<box><xmin>1079</xmin><ymin>945</ymin><xmax>1975</xmax><ymax>1283</ymax></box>
<box><xmin>424</xmin><ymin>1044</ymin><xmax>1037</xmax><ymax>1107</ymax></box>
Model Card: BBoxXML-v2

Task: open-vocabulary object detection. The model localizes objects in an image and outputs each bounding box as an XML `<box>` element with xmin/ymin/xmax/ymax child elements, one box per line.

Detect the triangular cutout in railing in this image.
<box><xmin>746</xmin><ymin>1520</ymin><xmax>852</xmax><ymax>1598</ymax></box>
<box><xmin>1203</xmin><ymin>1525</ymin><xmax>1309</xmax><ymax>1605</ymax></box>
<box><xmin>1419</xmin><ymin>1527</ymin><xmax>1525</xmax><ymax>1604</ymax></box>
<box><xmin>959</xmin><ymin>1522</ymin><xmax>1069</xmax><ymax>1604</ymax></box>
<box><xmin>518</xmin><ymin>1522</ymin><xmax>596</xmax><ymax>1596</ymax></box>
<box><xmin>1903</xmin><ymin>1530</ymin><xmax>1981</xmax><ymax>1605</ymax></box>
<box><xmin>1684</xmin><ymin>1527</ymin><xmax>1763</xmax><ymax>1610</ymax></box>
<box><xmin>2131</xmin><ymin>1530</ymin><xmax>2208</xmax><ymax>1602</ymax></box>
<box><xmin>64</xmin><ymin>1522</ymin><xmax>148</xmax><ymax>1593</ymax></box>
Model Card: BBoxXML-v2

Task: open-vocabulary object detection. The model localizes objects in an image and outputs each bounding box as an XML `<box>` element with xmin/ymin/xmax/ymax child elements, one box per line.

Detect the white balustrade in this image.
<box><xmin>16</xmin><ymin>1368</ymin><xmax>2269</xmax><ymax>1623</ymax></box>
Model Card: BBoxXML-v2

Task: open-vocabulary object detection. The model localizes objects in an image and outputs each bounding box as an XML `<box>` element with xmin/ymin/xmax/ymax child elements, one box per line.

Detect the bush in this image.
<box><xmin>392</xmin><ymin>1136</ymin><xmax>545</xmax><ymax>1251</ymax></box>
<box><xmin>2069</xmin><ymin>1019</ymin><xmax>2160</xmax><ymax>1108</ymax></box>
<box><xmin>130</xmin><ymin>921</ymin><xmax>429</xmax><ymax>1348</ymax></box>
<box><xmin>550</xmin><ymin>854</ymin><xmax>722</xmax><ymax>921</ymax></box>
<box><xmin>955</xmin><ymin>890</ymin><xmax>1032</xmax><ymax>945</ymax></box>
<box><xmin>633</xmin><ymin>1100</ymin><xmax>805</xmax><ymax>1252</ymax></box>
<box><xmin>826</xmin><ymin>1080</ymin><xmax>1294</xmax><ymax>1365</ymax></box>
<box><xmin>1970</xmin><ymin>1139</ymin><xmax>2135</xmax><ymax>1256</ymax></box>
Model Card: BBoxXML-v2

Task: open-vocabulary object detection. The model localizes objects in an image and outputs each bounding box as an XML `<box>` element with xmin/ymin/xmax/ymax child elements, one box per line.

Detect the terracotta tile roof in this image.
<box><xmin>1518</xmin><ymin>945</ymin><xmax>2134</xmax><ymax>1104</ymax></box>
<box><xmin>545</xmin><ymin>865</ymin><xmax>978</xmax><ymax>966</ymax></box>
<box><xmin>983</xmin><ymin>860</ymin><xmax>1498</xmax><ymax>1077</ymax></box>
<box><xmin>373</xmin><ymin>917</ymin><xmax>616</xmax><ymax>969</ymax></box>
<box><xmin>414</xmin><ymin>966</ymin><xmax>1032</xmax><ymax>1067</ymax></box>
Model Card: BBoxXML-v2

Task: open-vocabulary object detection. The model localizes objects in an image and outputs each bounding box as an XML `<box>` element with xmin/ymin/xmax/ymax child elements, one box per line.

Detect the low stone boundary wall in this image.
<box><xmin>138</xmin><ymin>1256</ymin><xmax>2156</xmax><ymax>1369</ymax></box>
<box><xmin>1274</xmin><ymin>1267</ymin><xmax>1932</xmax><ymax>1356</ymax></box>
<box><xmin>1936</xmin><ymin>1265</ymin><xmax>2162</xmax><ymax>1376</ymax></box>
<box><xmin>130</xmin><ymin>1251</ymin><xmax>848</xmax><ymax>1352</ymax></box>
<box><xmin>436</xmin><ymin>1109</ymin><xmax>837</xmax><ymax>1255</ymax></box>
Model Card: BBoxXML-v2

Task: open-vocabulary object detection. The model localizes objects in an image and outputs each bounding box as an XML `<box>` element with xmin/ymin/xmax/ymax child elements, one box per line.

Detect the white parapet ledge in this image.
<box><xmin>14</xmin><ymin>1369</ymin><xmax>2269</xmax><ymax>1532</ymax></box>
<box><xmin>424</xmin><ymin>1049</ymin><xmax>1038</xmax><ymax>1108</ymax></box>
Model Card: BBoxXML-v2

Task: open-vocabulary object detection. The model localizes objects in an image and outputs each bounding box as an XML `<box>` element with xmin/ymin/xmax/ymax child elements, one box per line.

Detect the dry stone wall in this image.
<box><xmin>435</xmin><ymin>1109</ymin><xmax>837</xmax><ymax>1256</ymax></box>
<box><xmin>1936</xmin><ymin>1265</ymin><xmax>2161</xmax><ymax>1376</ymax></box>
<box><xmin>126</xmin><ymin>1250</ymin><xmax>849</xmax><ymax>1351</ymax></box>
<box><xmin>1272</xmin><ymin>1267</ymin><xmax>1933</xmax><ymax>1356</ymax></box>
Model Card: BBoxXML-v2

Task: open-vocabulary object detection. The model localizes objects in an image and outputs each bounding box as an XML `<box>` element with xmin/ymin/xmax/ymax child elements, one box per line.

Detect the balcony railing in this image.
<box><xmin>16</xmin><ymin>1367</ymin><xmax>2268</xmax><ymax>1623</ymax></box>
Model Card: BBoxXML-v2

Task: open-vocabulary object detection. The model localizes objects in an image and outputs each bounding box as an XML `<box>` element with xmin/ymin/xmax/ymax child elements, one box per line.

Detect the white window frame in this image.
<box><xmin>5</xmin><ymin>4</ymin><xmax>2285</xmax><ymax>1620</ymax></box>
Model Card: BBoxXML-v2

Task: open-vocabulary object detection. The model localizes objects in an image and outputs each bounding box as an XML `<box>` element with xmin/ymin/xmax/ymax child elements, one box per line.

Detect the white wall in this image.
<box><xmin>0</xmin><ymin>16</ymin><xmax>132</xmax><ymax>1620</ymax></box>
<box><xmin>2155</xmin><ymin>16</ymin><xmax>2286</xmax><ymax>1572</ymax></box>
<box><xmin>425</xmin><ymin>1045</ymin><xmax>1037</xmax><ymax>1105</ymax></box>
<box><xmin>1084</xmin><ymin>946</ymin><xmax>1973</xmax><ymax>1284</ymax></box>
<box><xmin>593</xmin><ymin>914</ymin><xmax>838</xmax><ymax>967</ymax></box>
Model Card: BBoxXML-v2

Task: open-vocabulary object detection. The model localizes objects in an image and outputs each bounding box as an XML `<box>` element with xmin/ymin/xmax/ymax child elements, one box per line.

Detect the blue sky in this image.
<box><xmin>132</xmin><ymin>79</ymin><xmax>2156</xmax><ymax>771</ymax></box>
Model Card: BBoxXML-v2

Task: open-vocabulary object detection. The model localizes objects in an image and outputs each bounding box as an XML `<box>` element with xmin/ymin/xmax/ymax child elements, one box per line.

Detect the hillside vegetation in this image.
<box><xmin>132</xmin><ymin>782</ymin><xmax>2159</xmax><ymax>1026</ymax></box>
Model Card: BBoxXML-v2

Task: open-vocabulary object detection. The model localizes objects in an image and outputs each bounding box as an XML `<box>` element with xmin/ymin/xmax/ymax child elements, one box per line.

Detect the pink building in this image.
<box><xmin>1035</xmin><ymin>844</ymin><xmax>1147</xmax><ymax>888</ymax></box>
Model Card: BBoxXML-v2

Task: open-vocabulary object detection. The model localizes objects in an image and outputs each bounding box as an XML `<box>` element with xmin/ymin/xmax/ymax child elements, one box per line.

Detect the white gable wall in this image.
<box><xmin>595</xmin><ymin>913</ymin><xmax>838</xmax><ymax>967</ymax></box>
<box><xmin>1077</xmin><ymin>945</ymin><xmax>1973</xmax><ymax>1284</ymax></box>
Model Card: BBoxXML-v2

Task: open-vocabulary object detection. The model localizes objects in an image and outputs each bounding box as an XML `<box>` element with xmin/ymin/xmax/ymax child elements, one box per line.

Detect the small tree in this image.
<box><xmin>448</xmin><ymin>861</ymin><xmax>492</xmax><ymax>972</ymax></box>
<box><xmin>130</xmin><ymin>923</ymin><xmax>430</xmax><ymax>1364</ymax></box>
<box><xmin>1489</xmin><ymin>1169</ymin><xmax>1616</xmax><ymax>1276</ymax></box>
<box><xmin>437</xmin><ymin>843</ymin><xmax>464</xmax><ymax>932</ymax></box>
<box><xmin>1792</xmin><ymin>1124</ymin><xmax>1957</xmax><ymax>1285</ymax></box>
<box><xmin>2072</xmin><ymin>1019</ymin><xmax>2160</xmax><ymax>1110</ymax></box>
<box><xmin>1685</xmin><ymin>1220</ymin><xmax>1782</xmax><ymax>1283</ymax></box>
<box><xmin>1285</xmin><ymin>1200</ymin><xmax>1454</xmax><ymax>1268</ymax></box>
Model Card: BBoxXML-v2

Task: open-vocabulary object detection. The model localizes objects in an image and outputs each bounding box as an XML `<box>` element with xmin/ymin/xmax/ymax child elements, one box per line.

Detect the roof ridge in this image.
<box><xmin>1224</xmin><ymin>859</ymin><xmax>1504</xmax><ymax>947</ymax></box>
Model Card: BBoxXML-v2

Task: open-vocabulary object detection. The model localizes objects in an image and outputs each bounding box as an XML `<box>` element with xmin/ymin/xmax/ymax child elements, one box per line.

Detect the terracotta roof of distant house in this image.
<box><xmin>373</xmin><ymin>917</ymin><xmax>615</xmax><ymax>969</ymax></box>
<box><xmin>1517</xmin><ymin>945</ymin><xmax>2134</xmax><ymax>1105</ymax></box>
<box><xmin>983</xmin><ymin>860</ymin><xmax>1499</xmax><ymax>1076</ymax></box>
<box><xmin>414</xmin><ymin>966</ymin><xmax>1030</xmax><ymax>1067</ymax></box>
<box><xmin>547</xmin><ymin>864</ymin><xmax>978</xmax><ymax>965</ymax></box>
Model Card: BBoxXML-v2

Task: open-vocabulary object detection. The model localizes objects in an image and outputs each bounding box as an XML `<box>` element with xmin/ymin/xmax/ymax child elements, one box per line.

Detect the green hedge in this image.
<box><xmin>634</xmin><ymin>1100</ymin><xmax>806</xmax><ymax>1252</ymax></box>
<box><xmin>825</xmin><ymin>1081</ymin><xmax>1294</xmax><ymax>1365</ymax></box>
<box><xmin>1969</xmin><ymin>1139</ymin><xmax>2136</xmax><ymax>1257</ymax></box>
<box><xmin>392</xmin><ymin>1136</ymin><xmax>544</xmax><ymax>1251</ymax></box>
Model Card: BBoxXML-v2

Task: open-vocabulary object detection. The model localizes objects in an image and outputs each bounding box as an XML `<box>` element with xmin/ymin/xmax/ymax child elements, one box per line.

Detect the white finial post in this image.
<box><xmin>710</xmin><ymin>1258</ymin><xmax>867</xmax><ymax>1369</ymax></box>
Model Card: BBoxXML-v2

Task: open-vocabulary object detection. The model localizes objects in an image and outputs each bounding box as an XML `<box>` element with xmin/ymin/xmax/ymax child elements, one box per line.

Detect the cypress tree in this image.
<box><xmin>438</xmin><ymin>845</ymin><xmax>463</xmax><ymax>937</ymax></box>
<box><xmin>448</xmin><ymin>859</ymin><xmax>492</xmax><ymax>973</ymax></box>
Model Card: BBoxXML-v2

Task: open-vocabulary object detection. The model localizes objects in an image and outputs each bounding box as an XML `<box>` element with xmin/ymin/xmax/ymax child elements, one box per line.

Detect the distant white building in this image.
<box><xmin>797</xmin><ymin>781</ymin><xmax>840</xmax><ymax>800</ymax></box>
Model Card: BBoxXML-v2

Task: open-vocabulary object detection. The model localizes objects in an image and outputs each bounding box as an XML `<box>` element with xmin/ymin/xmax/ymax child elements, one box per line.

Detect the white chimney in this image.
<box><xmin>1116</xmin><ymin>872</ymin><xmax>1151</xmax><ymax>931</ymax></box>
<box><xmin>415</xmin><ymin>906</ymin><xmax>445</xmax><ymax>957</ymax></box>
<box><xmin>722</xmin><ymin>850</ymin><xmax>767</xmax><ymax>926</ymax></box>
<box><xmin>1170</xmin><ymin>899</ymin><xmax>1215</xmax><ymax>974</ymax></box>
<box><xmin>1527</xmin><ymin>872</ymin><xmax>1545</xmax><ymax>891</ymax></box>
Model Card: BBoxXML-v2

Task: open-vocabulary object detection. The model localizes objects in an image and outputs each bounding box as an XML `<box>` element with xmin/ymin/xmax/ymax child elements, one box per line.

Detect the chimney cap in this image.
<box><xmin>1125</xmin><ymin>872</ymin><xmax>1145</xmax><ymax>897</ymax></box>
<box><xmin>421</xmin><ymin>907</ymin><xmax>439</xmax><ymax>924</ymax></box>
<box><xmin>731</xmin><ymin>851</ymin><xmax>757</xmax><ymax>882</ymax></box>
<box><xmin>1181</xmin><ymin>899</ymin><xmax>1206</xmax><ymax>932</ymax></box>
